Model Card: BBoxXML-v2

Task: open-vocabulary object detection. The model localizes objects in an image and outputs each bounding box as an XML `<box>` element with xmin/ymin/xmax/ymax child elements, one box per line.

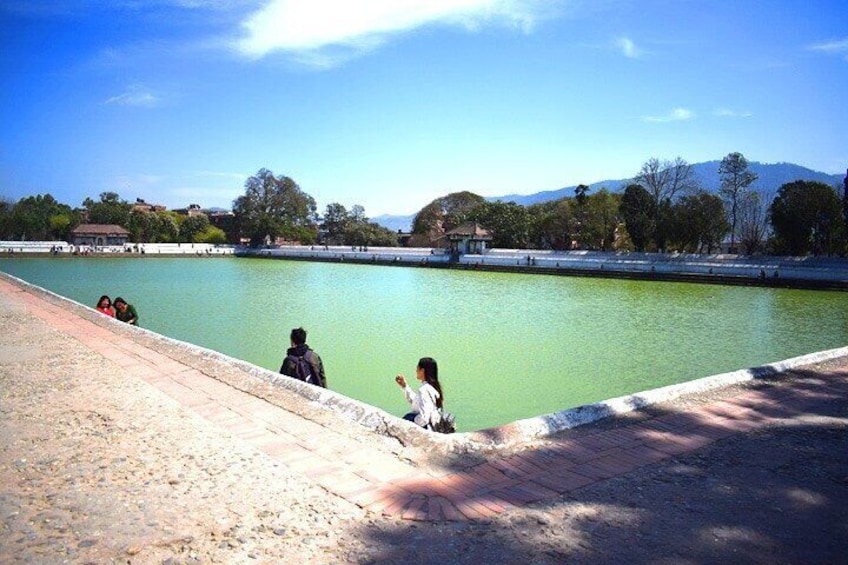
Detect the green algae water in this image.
<box><xmin>2</xmin><ymin>256</ymin><xmax>847</xmax><ymax>432</ymax></box>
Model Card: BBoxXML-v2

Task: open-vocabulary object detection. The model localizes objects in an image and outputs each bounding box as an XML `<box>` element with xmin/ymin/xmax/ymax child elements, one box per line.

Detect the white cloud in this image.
<box><xmin>713</xmin><ymin>108</ymin><xmax>752</xmax><ymax>118</ymax></box>
<box><xmin>642</xmin><ymin>107</ymin><xmax>694</xmax><ymax>123</ymax></box>
<box><xmin>807</xmin><ymin>37</ymin><xmax>848</xmax><ymax>60</ymax></box>
<box><xmin>103</xmin><ymin>85</ymin><xmax>162</xmax><ymax>107</ymax></box>
<box><xmin>234</xmin><ymin>0</ymin><xmax>556</xmax><ymax>62</ymax></box>
<box><xmin>615</xmin><ymin>36</ymin><xmax>640</xmax><ymax>59</ymax></box>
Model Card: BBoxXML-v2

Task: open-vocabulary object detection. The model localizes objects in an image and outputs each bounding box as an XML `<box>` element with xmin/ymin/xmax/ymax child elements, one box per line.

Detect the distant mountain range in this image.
<box><xmin>372</xmin><ymin>161</ymin><xmax>846</xmax><ymax>232</ymax></box>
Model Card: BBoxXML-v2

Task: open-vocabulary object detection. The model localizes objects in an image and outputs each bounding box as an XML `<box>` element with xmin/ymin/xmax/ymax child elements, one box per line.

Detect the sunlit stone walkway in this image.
<box><xmin>2</xmin><ymin>273</ymin><xmax>847</xmax><ymax>523</ymax></box>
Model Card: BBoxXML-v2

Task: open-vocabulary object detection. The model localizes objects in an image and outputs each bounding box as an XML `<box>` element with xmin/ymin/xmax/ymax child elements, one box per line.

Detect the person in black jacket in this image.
<box><xmin>279</xmin><ymin>327</ymin><xmax>326</xmax><ymax>388</ymax></box>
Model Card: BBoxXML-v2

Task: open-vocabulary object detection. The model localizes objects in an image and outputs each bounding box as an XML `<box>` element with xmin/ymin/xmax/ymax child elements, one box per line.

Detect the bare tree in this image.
<box><xmin>738</xmin><ymin>189</ymin><xmax>770</xmax><ymax>254</ymax></box>
<box><xmin>719</xmin><ymin>152</ymin><xmax>758</xmax><ymax>253</ymax></box>
<box><xmin>634</xmin><ymin>156</ymin><xmax>698</xmax><ymax>250</ymax></box>
<box><xmin>635</xmin><ymin>156</ymin><xmax>698</xmax><ymax>206</ymax></box>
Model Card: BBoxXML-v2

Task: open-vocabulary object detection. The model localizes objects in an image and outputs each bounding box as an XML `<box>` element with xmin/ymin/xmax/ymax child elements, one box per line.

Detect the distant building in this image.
<box><xmin>445</xmin><ymin>222</ymin><xmax>492</xmax><ymax>254</ymax></box>
<box><xmin>173</xmin><ymin>203</ymin><xmax>206</xmax><ymax>217</ymax></box>
<box><xmin>208</xmin><ymin>211</ymin><xmax>237</xmax><ymax>243</ymax></box>
<box><xmin>70</xmin><ymin>224</ymin><xmax>131</xmax><ymax>246</ymax></box>
<box><xmin>132</xmin><ymin>198</ymin><xmax>166</xmax><ymax>213</ymax></box>
<box><xmin>396</xmin><ymin>230</ymin><xmax>413</xmax><ymax>247</ymax></box>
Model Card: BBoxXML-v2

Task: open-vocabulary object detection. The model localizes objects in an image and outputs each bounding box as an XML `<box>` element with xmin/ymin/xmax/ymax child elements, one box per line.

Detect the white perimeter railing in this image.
<box><xmin>4</xmin><ymin>241</ymin><xmax>847</xmax><ymax>283</ymax></box>
<box><xmin>239</xmin><ymin>246</ymin><xmax>848</xmax><ymax>283</ymax></box>
<box><xmin>0</xmin><ymin>241</ymin><xmax>235</xmax><ymax>255</ymax></box>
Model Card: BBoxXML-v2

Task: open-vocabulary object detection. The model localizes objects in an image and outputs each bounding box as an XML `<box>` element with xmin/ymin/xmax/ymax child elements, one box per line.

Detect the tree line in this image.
<box><xmin>2</xmin><ymin>155</ymin><xmax>847</xmax><ymax>256</ymax></box>
<box><xmin>0</xmin><ymin>191</ymin><xmax>229</xmax><ymax>244</ymax></box>
<box><xmin>232</xmin><ymin>168</ymin><xmax>398</xmax><ymax>247</ymax></box>
<box><xmin>0</xmin><ymin>168</ymin><xmax>398</xmax><ymax>247</ymax></box>
<box><xmin>409</xmin><ymin>153</ymin><xmax>848</xmax><ymax>257</ymax></box>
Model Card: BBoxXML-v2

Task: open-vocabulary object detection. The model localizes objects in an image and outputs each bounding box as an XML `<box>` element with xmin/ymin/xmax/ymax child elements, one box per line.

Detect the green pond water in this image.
<box><xmin>2</xmin><ymin>256</ymin><xmax>846</xmax><ymax>432</ymax></box>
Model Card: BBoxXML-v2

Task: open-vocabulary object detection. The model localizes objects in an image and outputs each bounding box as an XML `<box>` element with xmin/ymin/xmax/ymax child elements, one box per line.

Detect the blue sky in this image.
<box><xmin>1</xmin><ymin>0</ymin><xmax>846</xmax><ymax>217</ymax></box>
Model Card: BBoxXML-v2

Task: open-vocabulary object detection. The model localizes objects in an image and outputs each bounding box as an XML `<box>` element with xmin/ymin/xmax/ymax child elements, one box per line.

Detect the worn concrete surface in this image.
<box><xmin>1</xmin><ymin>273</ymin><xmax>847</xmax><ymax>564</ymax></box>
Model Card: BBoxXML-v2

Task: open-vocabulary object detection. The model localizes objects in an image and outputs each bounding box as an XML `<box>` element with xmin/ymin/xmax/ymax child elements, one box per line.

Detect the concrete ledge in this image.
<box><xmin>3</xmin><ymin>271</ymin><xmax>845</xmax><ymax>455</ymax></box>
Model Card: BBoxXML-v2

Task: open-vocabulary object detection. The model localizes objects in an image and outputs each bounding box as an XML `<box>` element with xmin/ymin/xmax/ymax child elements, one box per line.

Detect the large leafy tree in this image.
<box><xmin>232</xmin><ymin>168</ymin><xmax>318</xmax><ymax>246</ymax></box>
<box><xmin>9</xmin><ymin>194</ymin><xmax>75</xmax><ymax>240</ymax></box>
<box><xmin>467</xmin><ymin>200</ymin><xmax>530</xmax><ymax>249</ymax></box>
<box><xmin>769</xmin><ymin>180</ymin><xmax>844</xmax><ymax>256</ymax></box>
<box><xmin>619</xmin><ymin>184</ymin><xmax>656</xmax><ymax>252</ymax></box>
<box><xmin>323</xmin><ymin>202</ymin><xmax>398</xmax><ymax>246</ymax></box>
<box><xmin>157</xmin><ymin>211</ymin><xmax>180</xmax><ymax>242</ymax></box>
<box><xmin>9</xmin><ymin>195</ymin><xmax>53</xmax><ymax>240</ymax></box>
<box><xmin>179</xmin><ymin>214</ymin><xmax>211</xmax><ymax>243</ymax></box>
<box><xmin>581</xmin><ymin>189</ymin><xmax>621</xmax><ymax>251</ymax></box>
<box><xmin>83</xmin><ymin>192</ymin><xmax>132</xmax><ymax>226</ymax></box>
<box><xmin>411</xmin><ymin>191</ymin><xmax>485</xmax><ymax>240</ymax></box>
<box><xmin>323</xmin><ymin>202</ymin><xmax>350</xmax><ymax>244</ymax></box>
<box><xmin>349</xmin><ymin>204</ymin><xmax>367</xmax><ymax>224</ymax></box>
<box><xmin>670</xmin><ymin>191</ymin><xmax>728</xmax><ymax>253</ymax></box>
<box><xmin>127</xmin><ymin>210</ymin><xmax>159</xmax><ymax>243</ymax></box>
<box><xmin>49</xmin><ymin>212</ymin><xmax>75</xmax><ymax>241</ymax></box>
<box><xmin>194</xmin><ymin>225</ymin><xmax>227</xmax><ymax>244</ymax></box>
<box><xmin>344</xmin><ymin>221</ymin><xmax>399</xmax><ymax>246</ymax></box>
<box><xmin>0</xmin><ymin>199</ymin><xmax>13</xmax><ymax>239</ymax></box>
<box><xmin>127</xmin><ymin>210</ymin><xmax>185</xmax><ymax>243</ymax></box>
<box><xmin>718</xmin><ymin>152</ymin><xmax>757</xmax><ymax>252</ymax></box>
<box><xmin>527</xmin><ymin>199</ymin><xmax>573</xmax><ymax>250</ymax></box>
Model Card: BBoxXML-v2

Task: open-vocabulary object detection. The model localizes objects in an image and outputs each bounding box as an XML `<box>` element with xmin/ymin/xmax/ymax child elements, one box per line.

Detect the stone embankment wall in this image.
<box><xmin>238</xmin><ymin>245</ymin><xmax>848</xmax><ymax>289</ymax></box>
<box><xmin>5</xmin><ymin>240</ymin><xmax>846</xmax><ymax>288</ymax></box>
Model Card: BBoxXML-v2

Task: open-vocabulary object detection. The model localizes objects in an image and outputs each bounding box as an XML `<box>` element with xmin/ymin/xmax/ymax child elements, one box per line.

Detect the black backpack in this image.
<box><xmin>284</xmin><ymin>351</ymin><xmax>317</xmax><ymax>385</ymax></box>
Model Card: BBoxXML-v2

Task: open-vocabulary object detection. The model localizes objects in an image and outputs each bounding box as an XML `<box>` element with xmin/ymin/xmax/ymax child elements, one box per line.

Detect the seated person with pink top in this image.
<box><xmin>95</xmin><ymin>295</ymin><xmax>115</xmax><ymax>317</ymax></box>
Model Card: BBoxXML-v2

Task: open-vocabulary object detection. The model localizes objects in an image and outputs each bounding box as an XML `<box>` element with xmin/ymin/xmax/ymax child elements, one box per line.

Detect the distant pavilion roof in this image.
<box><xmin>445</xmin><ymin>222</ymin><xmax>492</xmax><ymax>240</ymax></box>
<box><xmin>71</xmin><ymin>224</ymin><xmax>131</xmax><ymax>236</ymax></box>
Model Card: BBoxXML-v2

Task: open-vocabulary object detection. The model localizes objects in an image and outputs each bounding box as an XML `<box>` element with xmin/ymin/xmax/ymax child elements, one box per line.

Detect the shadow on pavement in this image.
<box><xmin>353</xmin><ymin>368</ymin><xmax>848</xmax><ymax>563</ymax></box>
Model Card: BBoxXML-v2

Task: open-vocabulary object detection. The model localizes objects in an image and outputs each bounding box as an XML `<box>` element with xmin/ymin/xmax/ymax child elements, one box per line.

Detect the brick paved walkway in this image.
<box><xmin>3</xmin><ymin>276</ymin><xmax>847</xmax><ymax>523</ymax></box>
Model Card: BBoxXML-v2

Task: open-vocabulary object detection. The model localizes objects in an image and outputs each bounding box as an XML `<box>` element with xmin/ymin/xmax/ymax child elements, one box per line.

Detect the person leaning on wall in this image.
<box><xmin>113</xmin><ymin>297</ymin><xmax>139</xmax><ymax>325</ymax></box>
<box><xmin>95</xmin><ymin>295</ymin><xmax>115</xmax><ymax>317</ymax></box>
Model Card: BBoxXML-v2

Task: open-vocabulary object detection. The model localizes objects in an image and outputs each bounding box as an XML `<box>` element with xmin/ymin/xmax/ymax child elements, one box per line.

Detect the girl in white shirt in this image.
<box><xmin>395</xmin><ymin>357</ymin><xmax>445</xmax><ymax>430</ymax></box>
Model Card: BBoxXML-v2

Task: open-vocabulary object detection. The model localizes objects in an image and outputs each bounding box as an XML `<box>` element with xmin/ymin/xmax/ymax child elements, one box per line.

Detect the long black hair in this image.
<box><xmin>417</xmin><ymin>357</ymin><xmax>443</xmax><ymax>408</ymax></box>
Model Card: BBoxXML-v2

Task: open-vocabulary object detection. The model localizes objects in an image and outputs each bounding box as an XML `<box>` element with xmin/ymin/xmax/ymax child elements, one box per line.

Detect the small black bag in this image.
<box><xmin>431</xmin><ymin>409</ymin><xmax>456</xmax><ymax>434</ymax></box>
